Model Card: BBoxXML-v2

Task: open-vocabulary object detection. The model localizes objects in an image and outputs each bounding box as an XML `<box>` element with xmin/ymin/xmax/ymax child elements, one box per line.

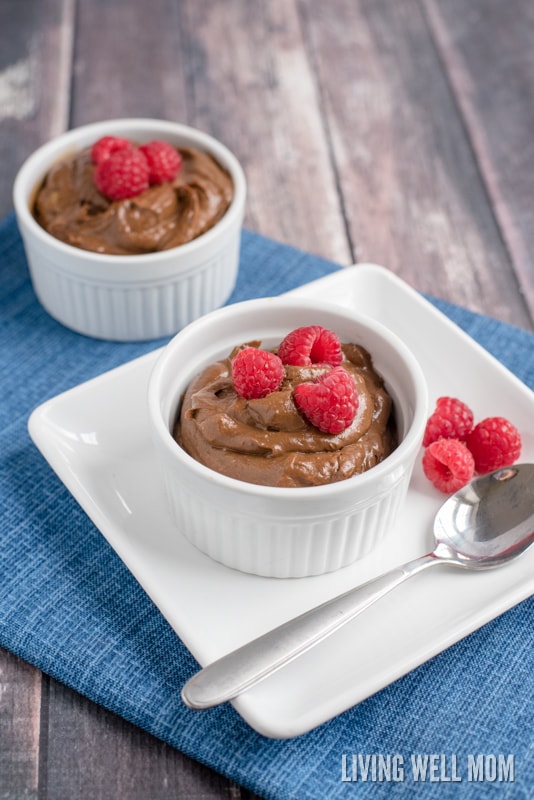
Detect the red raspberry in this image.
<box><xmin>465</xmin><ymin>416</ymin><xmax>521</xmax><ymax>474</ymax></box>
<box><xmin>278</xmin><ymin>325</ymin><xmax>343</xmax><ymax>367</ymax></box>
<box><xmin>293</xmin><ymin>366</ymin><xmax>359</xmax><ymax>434</ymax></box>
<box><xmin>423</xmin><ymin>396</ymin><xmax>474</xmax><ymax>447</ymax></box>
<box><xmin>139</xmin><ymin>140</ymin><xmax>182</xmax><ymax>184</ymax></box>
<box><xmin>232</xmin><ymin>347</ymin><xmax>285</xmax><ymax>399</ymax></box>
<box><xmin>94</xmin><ymin>148</ymin><xmax>150</xmax><ymax>200</ymax></box>
<box><xmin>90</xmin><ymin>136</ymin><xmax>133</xmax><ymax>165</ymax></box>
<box><xmin>422</xmin><ymin>439</ymin><xmax>475</xmax><ymax>493</ymax></box>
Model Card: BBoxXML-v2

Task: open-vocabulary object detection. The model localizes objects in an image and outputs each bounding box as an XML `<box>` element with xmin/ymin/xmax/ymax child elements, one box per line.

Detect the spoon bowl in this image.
<box><xmin>182</xmin><ymin>464</ymin><xmax>534</xmax><ymax>710</ymax></box>
<box><xmin>435</xmin><ymin>465</ymin><xmax>534</xmax><ymax>567</ymax></box>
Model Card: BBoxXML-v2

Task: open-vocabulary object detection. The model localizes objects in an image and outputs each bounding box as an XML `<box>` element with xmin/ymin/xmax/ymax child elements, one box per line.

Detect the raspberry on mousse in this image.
<box><xmin>293</xmin><ymin>366</ymin><xmax>359</xmax><ymax>435</ymax></box>
<box><xmin>90</xmin><ymin>135</ymin><xmax>133</xmax><ymax>166</ymax></box>
<box><xmin>92</xmin><ymin>136</ymin><xmax>182</xmax><ymax>201</ymax></box>
<box><xmin>233</xmin><ymin>332</ymin><xmax>359</xmax><ymax>434</ymax></box>
<box><xmin>278</xmin><ymin>325</ymin><xmax>343</xmax><ymax>367</ymax></box>
<box><xmin>139</xmin><ymin>140</ymin><xmax>183</xmax><ymax>184</ymax></box>
<box><xmin>231</xmin><ymin>347</ymin><xmax>285</xmax><ymax>400</ymax></box>
<box><xmin>94</xmin><ymin>148</ymin><xmax>151</xmax><ymax>201</ymax></box>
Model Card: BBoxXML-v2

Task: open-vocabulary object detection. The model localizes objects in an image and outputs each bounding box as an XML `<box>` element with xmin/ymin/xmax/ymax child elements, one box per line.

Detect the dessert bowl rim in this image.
<box><xmin>13</xmin><ymin>117</ymin><xmax>246</xmax><ymax>269</ymax></box>
<box><xmin>147</xmin><ymin>295</ymin><xmax>428</xmax><ymax>501</ymax></box>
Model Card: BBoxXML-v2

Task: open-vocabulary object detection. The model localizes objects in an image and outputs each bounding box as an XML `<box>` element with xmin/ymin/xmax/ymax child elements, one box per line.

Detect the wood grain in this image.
<box><xmin>0</xmin><ymin>1</ymin><xmax>73</xmax><ymax>795</ymax></box>
<box><xmin>178</xmin><ymin>0</ymin><xmax>353</xmax><ymax>263</ymax></box>
<box><xmin>0</xmin><ymin>0</ymin><xmax>74</xmax><ymax>219</ymax></box>
<box><xmin>422</xmin><ymin>0</ymin><xmax>534</xmax><ymax>321</ymax></box>
<box><xmin>299</xmin><ymin>0</ymin><xmax>533</xmax><ymax>329</ymax></box>
<box><xmin>0</xmin><ymin>649</ymin><xmax>41</xmax><ymax>799</ymax></box>
<box><xmin>42</xmin><ymin>678</ymin><xmax>251</xmax><ymax>800</ymax></box>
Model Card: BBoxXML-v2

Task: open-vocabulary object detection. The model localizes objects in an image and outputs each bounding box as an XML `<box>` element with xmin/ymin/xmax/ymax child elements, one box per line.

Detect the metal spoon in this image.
<box><xmin>181</xmin><ymin>463</ymin><xmax>534</xmax><ymax>710</ymax></box>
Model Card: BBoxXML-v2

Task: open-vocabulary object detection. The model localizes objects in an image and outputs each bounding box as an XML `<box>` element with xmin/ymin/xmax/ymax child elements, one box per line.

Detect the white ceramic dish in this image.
<box><xmin>14</xmin><ymin>118</ymin><xmax>246</xmax><ymax>341</ymax></box>
<box><xmin>28</xmin><ymin>264</ymin><xmax>534</xmax><ymax>739</ymax></box>
<box><xmin>147</xmin><ymin>296</ymin><xmax>427</xmax><ymax>578</ymax></box>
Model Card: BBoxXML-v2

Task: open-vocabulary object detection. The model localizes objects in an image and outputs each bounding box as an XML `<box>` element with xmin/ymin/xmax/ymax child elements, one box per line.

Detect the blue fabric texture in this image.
<box><xmin>1</xmin><ymin>211</ymin><xmax>533</xmax><ymax>799</ymax></box>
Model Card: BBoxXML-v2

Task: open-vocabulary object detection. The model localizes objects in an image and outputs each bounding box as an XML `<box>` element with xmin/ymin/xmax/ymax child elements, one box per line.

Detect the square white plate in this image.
<box><xmin>28</xmin><ymin>264</ymin><xmax>534</xmax><ymax>739</ymax></box>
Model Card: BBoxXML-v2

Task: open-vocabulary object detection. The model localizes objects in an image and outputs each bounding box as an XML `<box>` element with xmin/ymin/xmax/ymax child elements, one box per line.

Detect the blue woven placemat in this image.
<box><xmin>1</xmin><ymin>211</ymin><xmax>533</xmax><ymax>799</ymax></box>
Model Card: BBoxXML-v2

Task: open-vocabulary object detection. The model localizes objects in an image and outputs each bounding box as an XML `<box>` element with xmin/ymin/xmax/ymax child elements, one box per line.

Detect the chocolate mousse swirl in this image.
<box><xmin>33</xmin><ymin>146</ymin><xmax>233</xmax><ymax>255</ymax></box>
<box><xmin>175</xmin><ymin>343</ymin><xmax>397</xmax><ymax>488</ymax></box>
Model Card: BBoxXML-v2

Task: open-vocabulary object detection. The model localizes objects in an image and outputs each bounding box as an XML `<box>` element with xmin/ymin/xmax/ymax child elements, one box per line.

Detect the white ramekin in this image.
<box><xmin>13</xmin><ymin>118</ymin><xmax>246</xmax><ymax>341</ymax></box>
<box><xmin>147</xmin><ymin>297</ymin><xmax>428</xmax><ymax>578</ymax></box>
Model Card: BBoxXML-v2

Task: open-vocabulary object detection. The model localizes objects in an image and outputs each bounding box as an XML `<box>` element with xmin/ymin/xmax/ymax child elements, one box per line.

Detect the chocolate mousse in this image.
<box><xmin>32</xmin><ymin>145</ymin><xmax>233</xmax><ymax>255</ymax></box>
<box><xmin>174</xmin><ymin>341</ymin><xmax>397</xmax><ymax>488</ymax></box>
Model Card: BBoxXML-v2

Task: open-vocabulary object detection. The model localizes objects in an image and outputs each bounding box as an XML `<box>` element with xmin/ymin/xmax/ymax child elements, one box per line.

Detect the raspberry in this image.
<box><xmin>278</xmin><ymin>325</ymin><xmax>343</xmax><ymax>367</ymax></box>
<box><xmin>422</xmin><ymin>439</ymin><xmax>475</xmax><ymax>493</ymax></box>
<box><xmin>139</xmin><ymin>140</ymin><xmax>182</xmax><ymax>184</ymax></box>
<box><xmin>465</xmin><ymin>416</ymin><xmax>521</xmax><ymax>474</ymax></box>
<box><xmin>94</xmin><ymin>148</ymin><xmax>150</xmax><ymax>200</ymax></box>
<box><xmin>293</xmin><ymin>366</ymin><xmax>359</xmax><ymax>434</ymax></box>
<box><xmin>423</xmin><ymin>396</ymin><xmax>474</xmax><ymax>447</ymax></box>
<box><xmin>232</xmin><ymin>347</ymin><xmax>284</xmax><ymax>399</ymax></box>
<box><xmin>90</xmin><ymin>136</ymin><xmax>133</xmax><ymax>166</ymax></box>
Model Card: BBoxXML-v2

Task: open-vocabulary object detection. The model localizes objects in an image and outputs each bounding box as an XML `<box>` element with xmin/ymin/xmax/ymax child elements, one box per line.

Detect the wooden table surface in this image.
<box><xmin>1</xmin><ymin>1</ymin><xmax>533</xmax><ymax>797</ymax></box>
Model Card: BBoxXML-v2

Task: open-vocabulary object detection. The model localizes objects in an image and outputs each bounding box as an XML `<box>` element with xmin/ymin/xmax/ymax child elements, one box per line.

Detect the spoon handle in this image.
<box><xmin>181</xmin><ymin>553</ymin><xmax>438</xmax><ymax>709</ymax></box>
